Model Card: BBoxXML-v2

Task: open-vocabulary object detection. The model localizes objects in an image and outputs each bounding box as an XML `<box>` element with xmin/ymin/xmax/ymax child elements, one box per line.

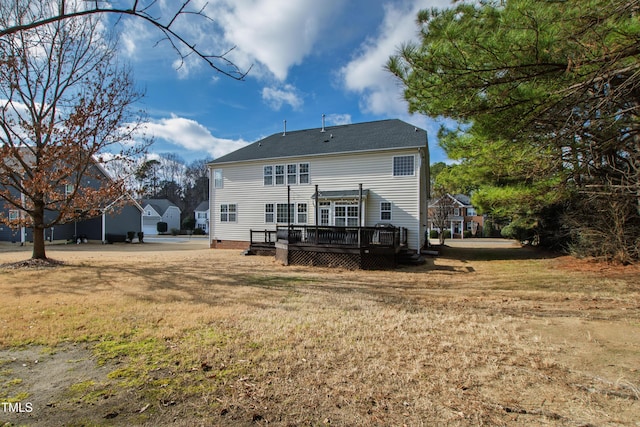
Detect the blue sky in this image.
<box><xmin>114</xmin><ymin>0</ymin><xmax>455</xmax><ymax>165</ymax></box>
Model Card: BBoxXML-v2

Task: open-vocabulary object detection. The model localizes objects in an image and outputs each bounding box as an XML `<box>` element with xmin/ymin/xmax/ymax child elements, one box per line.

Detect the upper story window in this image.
<box><xmin>299</xmin><ymin>163</ymin><xmax>310</xmax><ymax>184</ymax></box>
<box><xmin>263</xmin><ymin>166</ymin><xmax>273</xmax><ymax>186</ymax></box>
<box><xmin>213</xmin><ymin>169</ymin><xmax>223</xmax><ymax>189</ymax></box>
<box><xmin>393</xmin><ymin>155</ymin><xmax>415</xmax><ymax>176</ymax></box>
<box><xmin>8</xmin><ymin>210</ymin><xmax>20</xmax><ymax>221</ymax></box>
<box><xmin>287</xmin><ymin>164</ymin><xmax>297</xmax><ymax>185</ymax></box>
<box><xmin>275</xmin><ymin>165</ymin><xmax>285</xmax><ymax>185</ymax></box>
<box><xmin>264</xmin><ymin>162</ymin><xmax>310</xmax><ymax>186</ymax></box>
<box><xmin>467</xmin><ymin>207</ymin><xmax>477</xmax><ymax>216</ymax></box>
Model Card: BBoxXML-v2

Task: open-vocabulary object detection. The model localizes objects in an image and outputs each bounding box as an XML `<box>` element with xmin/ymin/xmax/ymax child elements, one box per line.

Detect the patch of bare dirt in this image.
<box><xmin>0</xmin><ymin>258</ymin><xmax>65</xmax><ymax>270</ymax></box>
<box><xmin>0</xmin><ymin>344</ymin><xmax>142</xmax><ymax>426</ymax></box>
<box><xmin>553</xmin><ymin>255</ymin><xmax>640</xmax><ymax>277</ymax></box>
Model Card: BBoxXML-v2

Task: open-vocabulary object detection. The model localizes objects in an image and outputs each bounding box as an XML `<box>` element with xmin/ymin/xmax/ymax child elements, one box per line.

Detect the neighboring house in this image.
<box><xmin>0</xmin><ymin>162</ymin><xmax>143</xmax><ymax>243</ymax></box>
<box><xmin>208</xmin><ymin>119</ymin><xmax>429</xmax><ymax>252</ymax></box>
<box><xmin>194</xmin><ymin>201</ymin><xmax>209</xmax><ymax>233</ymax></box>
<box><xmin>428</xmin><ymin>193</ymin><xmax>485</xmax><ymax>238</ymax></box>
<box><xmin>141</xmin><ymin>199</ymin><xmax>182</xmax><ymax>234</ymax></box>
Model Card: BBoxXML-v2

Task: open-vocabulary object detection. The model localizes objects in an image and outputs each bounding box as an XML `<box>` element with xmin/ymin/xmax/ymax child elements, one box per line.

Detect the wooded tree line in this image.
<box><xmin>389</xmin><ymin>0</ymin><xmax>640</xmax><ymax>263</ymax></box>
<box><xmin>130</xmin><ymin>154</ymin><xmax>211</xmax><ymax>223</ymax></box>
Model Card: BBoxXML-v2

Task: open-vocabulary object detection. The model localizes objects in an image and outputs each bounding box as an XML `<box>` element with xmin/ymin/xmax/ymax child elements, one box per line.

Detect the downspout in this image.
<box><xmin>287</xmin><ymin>185</ymin><xmax>291</xmax><ymax>240</ymax></box>
<box><xmin>102</xmin><ymin>211</ymin><xmax>106</xmax><ymax>243</ymax></box>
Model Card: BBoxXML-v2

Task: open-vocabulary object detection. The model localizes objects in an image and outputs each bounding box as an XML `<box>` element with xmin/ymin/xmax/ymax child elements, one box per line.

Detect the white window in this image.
<box><xmin>287</xmin><ymin>164</ymin><xmax>297</xmax><ymax>185</ymax></box>
<box><xmin>265</xmin><ymin>203</ymin><xmax>274</xmax><ymax>223</ymax></box>
<box><xmin>8</xmin><ymin>209</ymin><xmax>20</xmax><ymax>221</ymax></box>
<box><xmin>335</xmin><ymin>204</ymin><xmax>359</xmax><ymax>227</ymax></box>
<box><xmin>276</xmin><ymin>203</ymin><xmax>294</xmax><ymax>223</ymax></box>
<box><xmin>214</xmin><ymin>169</ymin><xmax>223</xmax><ymax>189</ymax></box>
<box><xmin>65</xmin><ymin>183</ymin><xmax>74</xmax><ymax>197</ymax></box>
<box><xmin>467</xmin><ymin>207</ymin><xmax>476</xmax><ymax>216</ymax></box>
<box><xmin>454</xmin><ymin>208</ymin><xmax>460</xmax><ymax>216</ymax></box>
<box><xmin>275</xmin><ymin>165</ymin><xmax>285</xmax><ymax>185</ymax></box>
<box><xmin>299</xmin><ymin>163</ymin><xmax>310</xmax><ymax>184</ymax></box>
<box><xmin>393</xmin><ymin>155</ymin><xmax>415</xmax><ymax>176</ymax></box>
<box><xmin>263</xmin><ymin>166</ymin><xmax>273</xmax><ymax>186</ymax></box>
<box><xmin>297</xmin><ymin>203</ymin><xmax>307</xmax><ymax>224</ymax></box>
<box><xmin>220</xmin><ymin>204</ymin><xmax>236</xmax><ymax>222</ymax></box>
<box><xmin>380</xmin><ymin>202</ymin><xmax>392</xmax><ymax>221</ymax></box>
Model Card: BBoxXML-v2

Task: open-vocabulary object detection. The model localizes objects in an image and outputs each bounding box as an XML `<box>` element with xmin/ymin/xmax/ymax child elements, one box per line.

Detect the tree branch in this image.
<box><xmin>0</xmin><ymin>1</ymin><xmax>251</xmax><ymax>80</ymax></box>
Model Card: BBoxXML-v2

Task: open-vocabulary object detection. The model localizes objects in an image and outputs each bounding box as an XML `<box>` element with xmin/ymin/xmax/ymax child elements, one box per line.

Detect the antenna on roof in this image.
<box><xmin>283</xmin><ymin>120</ymin><xmax>287</xmax><ymax>136</ymax></box>
<box><xmin>321</xmin><ymin>114</ymin><xmax>326</xmax><ymax>132</ymax></box>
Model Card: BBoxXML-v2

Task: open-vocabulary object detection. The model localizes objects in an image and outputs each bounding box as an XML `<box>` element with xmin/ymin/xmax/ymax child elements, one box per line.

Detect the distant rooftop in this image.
<box><xmin>210</xmin><ymin>119</ymin><xmax>427</xmax><ymax>165</ymax></box>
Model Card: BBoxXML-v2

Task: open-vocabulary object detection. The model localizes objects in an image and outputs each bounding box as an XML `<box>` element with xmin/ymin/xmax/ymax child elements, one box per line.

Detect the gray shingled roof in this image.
<box><xmin>194</xmin><ymin>201</ymin><xmax>209</xmax><ymax>212</ymax></box>
<box><xmin>142</xmin><ymin>199</ymin><xmax>180</xmax><ymax>216</ymax></box>
<box><xmin>210</xmin><ymin>119</ymin><xmax>427</xmax><ymax>164</ymax></box>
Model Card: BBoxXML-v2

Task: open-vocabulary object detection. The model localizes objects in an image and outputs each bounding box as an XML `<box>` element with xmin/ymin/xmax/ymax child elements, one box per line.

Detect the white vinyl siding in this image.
<box><xmin>210</xmin><ymin>149</ymin><xmax>426</xmax><ymax>249</ymax></box>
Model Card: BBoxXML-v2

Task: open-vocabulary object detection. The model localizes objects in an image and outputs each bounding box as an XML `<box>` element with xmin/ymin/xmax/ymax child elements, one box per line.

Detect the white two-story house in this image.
<box><xmin>194</xmin><ymin>200</ymin><xmax>209</xmax><ymax>233</ymax></box>
<box><xmin>208</xmin><ymin>119</ymin><xmax>429</xmax><ymax>252</ymax></box>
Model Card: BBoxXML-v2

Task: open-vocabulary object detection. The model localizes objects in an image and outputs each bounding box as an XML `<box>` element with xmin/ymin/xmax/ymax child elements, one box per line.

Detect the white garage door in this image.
<box><xmin>143</xmin><ymin>224</ymin><xmax>158</xmax><ymax>235</ymax></box>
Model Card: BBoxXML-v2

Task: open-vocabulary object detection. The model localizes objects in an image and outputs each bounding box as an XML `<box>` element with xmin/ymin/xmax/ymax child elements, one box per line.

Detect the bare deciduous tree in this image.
<box><xmin>430</xmin><ymin>191</ymin><xmax>456</xmax><ymax>245</ymax></box>
<box><xmin>0</xmin><ymin>8</ymin><xmax>148</xmax><ymax>260</ymax></box>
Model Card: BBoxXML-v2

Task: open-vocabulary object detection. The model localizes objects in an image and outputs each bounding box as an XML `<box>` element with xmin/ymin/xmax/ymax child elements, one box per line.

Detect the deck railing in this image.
<box><xmin>249</xmin><ymin>229</ymin><xmax>278</xmax><ymax>246</ymax></box>
<box><xmin>272</xmin><ymin>225</ymin><xmax>407</xmax><ymax>249</ymax></box>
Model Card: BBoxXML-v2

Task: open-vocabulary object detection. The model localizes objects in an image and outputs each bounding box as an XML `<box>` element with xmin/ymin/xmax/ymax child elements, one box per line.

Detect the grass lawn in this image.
<box><xmin>0</xmin><ymin>239</ymin><xmax>638</xmax><ymax>426</ymax></box>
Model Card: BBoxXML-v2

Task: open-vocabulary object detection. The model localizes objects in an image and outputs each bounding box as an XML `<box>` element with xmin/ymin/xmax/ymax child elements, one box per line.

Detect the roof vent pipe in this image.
<box><xmin>321</xmin><ymin>114</ymin><xmax>326</xmax><ymax>132</ymax></box>
<box><xmin>283</xmin><ymin>120</ymin><xmax>286</xmax><ymax>136</ymax></box>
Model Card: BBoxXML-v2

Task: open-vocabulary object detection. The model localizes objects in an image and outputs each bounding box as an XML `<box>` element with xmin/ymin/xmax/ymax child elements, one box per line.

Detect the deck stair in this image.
<box><xmin>396</xmin><ymin>247</ymin><xmax>426</xmax><ymax>266</ymax></box>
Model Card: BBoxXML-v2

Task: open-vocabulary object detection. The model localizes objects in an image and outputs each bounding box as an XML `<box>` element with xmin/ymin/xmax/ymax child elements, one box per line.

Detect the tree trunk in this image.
<box><xmin>31</xmin><ymin>203</ymin><xmax>47</xmax><ymax>260</ymax></box>
<box><xmin>32</xmin><ymin>226</ymin><xmax>46</xmax><ymax>259</ymax></box>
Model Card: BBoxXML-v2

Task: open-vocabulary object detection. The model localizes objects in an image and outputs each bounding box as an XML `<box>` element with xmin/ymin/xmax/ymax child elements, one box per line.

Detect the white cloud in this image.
<box><xmin>141</xmin><ymin>115</ymin><xmax>249</xmax><ymax>159</ymax></box>
<box><xmin>211</xmin><ymin>0</ymin><xmax>345</xmax><ymax>81</ymax></box>
<box><xmin>340</xmin><ymin>0</ymin><xmax>452</xmax><ymax>116</ymax></box>
<box><xmin>325</xmin><ymin>114</ymin><xmax>352</xmax><ymax>126</ymax></box>
<box><xmin>118</xmin><ymin>0</ymin><xmax>347</xmax><ymax>81</ymax></box>
<box><xmin>262</xmin><ymin>84</ymin><xmax>303</xmax><ymax>111</ymax></box>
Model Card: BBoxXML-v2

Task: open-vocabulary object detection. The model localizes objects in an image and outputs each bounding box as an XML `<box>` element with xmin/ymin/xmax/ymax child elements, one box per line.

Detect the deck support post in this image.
<box><xmin>315</xmin><ymin>184</ymin><xmax>319</xmax><ymax>245</ymax></box>
<box><xmin>358</xmin><ymin>183</ymin><xmax>363</xmax><ymax>247</ymax></box>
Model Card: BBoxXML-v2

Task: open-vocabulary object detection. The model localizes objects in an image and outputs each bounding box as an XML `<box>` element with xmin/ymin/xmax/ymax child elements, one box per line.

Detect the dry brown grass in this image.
<box><xmin>0</xmin><ymin>239</ymin><xmax>638</xmax><ymax>426</ymax></box>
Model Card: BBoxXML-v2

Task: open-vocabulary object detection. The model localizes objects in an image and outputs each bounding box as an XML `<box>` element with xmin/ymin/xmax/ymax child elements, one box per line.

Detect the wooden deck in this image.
<box><xmin>249</xmin><ymin>225</ymin><xmax>408</xmax><ymax>270</ymax></box>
